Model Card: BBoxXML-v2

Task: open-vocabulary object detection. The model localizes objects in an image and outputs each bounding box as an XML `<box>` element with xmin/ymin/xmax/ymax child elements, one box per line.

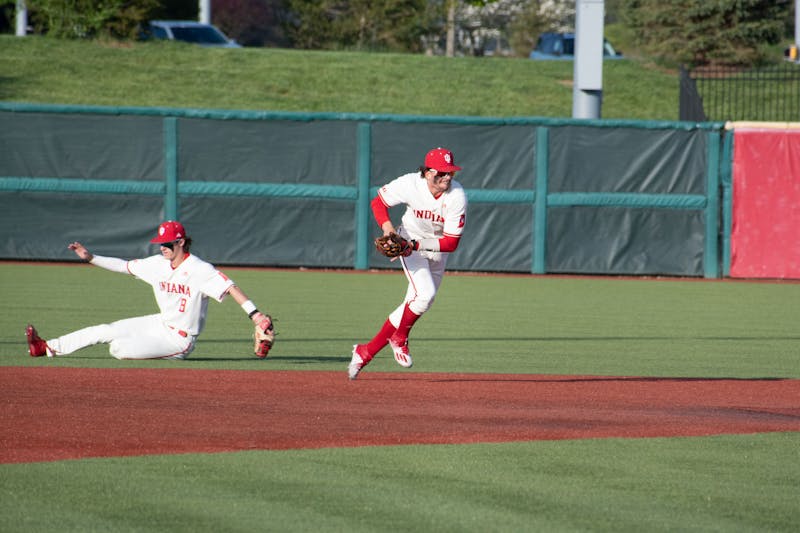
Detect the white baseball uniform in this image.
<box><xmin>377</xmin><ymin>172</ymin><xmax>468</xmax><ymax>322</ymax></box>
<box><xmin>47</xmin><ymin>253</ymin><xmax>234</xmax><ymax>360</ymax></box>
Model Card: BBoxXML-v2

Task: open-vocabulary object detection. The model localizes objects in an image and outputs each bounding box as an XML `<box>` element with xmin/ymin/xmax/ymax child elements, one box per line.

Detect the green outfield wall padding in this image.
<box><xmin>548</xmin><ymin>127</ymin><xmax>708</xmax><ymax>194</ymax></box>
<box><xmin>176</xmin><ymin>118</ymin><xmax>358</xmax><ymax>186</ymax></box>
<box><xmin>355</xmin><ymin>122</ymin><xmax>372</xmax><ymax>270</ymax></box>
<box><xmin>164</xmin><ymin>117</ymin><xmax>179</xmax><ymax>220</ymax></box>
<box><xmin>703</xmin><ymin>131</ymin><xmax>721</xmax><ymax>279</ymax></box>
<box><xmin>0</xmin><ymin>177</ymin><xmax>165</xmax><ymax>195</ymax></box>
<box><xmin>0</xmin><ymin>192</ymin><xmax>163</xmax><ymax>260</ymax></box>
<box><xmin>0</xmin><ymin>104</ymin><xmax>727</xmax><ymax>277</ymax></box>
<box><xmin>720</xmin><ymin>130</ymin><xmax>734</xmax><ymax>277</ymax></box>
<box><xmin>0</xmin><ymin>112</ymin><xmax>165</xmax><ymax>181</ymax></box>
<box><xmin>547</xmin><ymin>193</ymin><xmax>706</xmax><ymax>209</ymax></box>
<box><xmin>181</xmin><ymin>196</ymin><xmax>356</xmax><ymax>267</ymax></box>
<box><xmin>547</xmin><ymin>207</ymin><xmax>704</xmax><ymax>275</ymax></box>
<box><xmin>533</xmin><ymin>126</ymin><xmax>548</xmax><ymax>274</ymax></box>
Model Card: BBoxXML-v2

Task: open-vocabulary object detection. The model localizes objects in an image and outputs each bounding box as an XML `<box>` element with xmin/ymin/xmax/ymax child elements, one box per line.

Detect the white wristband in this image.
<box><xmin>241</xmin><ymin>300</ymin><xmax>257</xmax><ymax>316</ymax></box>
<box><xmin>417</xmin><ymin>238</ymin><xmax>440</xmax><ymax>252</ymax></box>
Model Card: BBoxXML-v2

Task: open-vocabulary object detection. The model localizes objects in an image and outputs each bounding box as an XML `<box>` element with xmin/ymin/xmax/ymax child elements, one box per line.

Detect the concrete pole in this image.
<box><xmin>796</xmin><ymin>0</ymin><xmax>799</xmax><ymax>48</ymax></box>
<box><xmin>572</xmin><ymin>0</ymin><xmax>605</xmax><ymax>119</ymax></box>
<box><xmin>15</xmin><ymin>0</ymin><xmax>27</xmax><ymax>36</ymax></box>
<box><xmin>199</xmin><ymin>0</ymin><xmax>211</xmax><ymax>24</ymax></box>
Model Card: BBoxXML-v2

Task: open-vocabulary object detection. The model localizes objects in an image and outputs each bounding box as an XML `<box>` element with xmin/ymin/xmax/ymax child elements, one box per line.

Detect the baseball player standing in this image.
<box><xmin>25</xmin><ymin>220</ymin><xmax>274</xmax><ymax>360</ymax></box>
<box><xmin>348</xmin><ymin>147</ymin><xmax>468</xmax><ymax>379</ymax></box>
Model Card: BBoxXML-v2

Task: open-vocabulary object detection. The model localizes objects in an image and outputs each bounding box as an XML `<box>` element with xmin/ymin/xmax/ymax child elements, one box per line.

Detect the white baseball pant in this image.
<box><xmin>47</xmin><ymin>314</ymin><xmax>195</xmax><ymax>360</ymax></box>
<box><xmin>389</xmin><ymin>251</ymin><xmax>447</xmax><ymax>324</ymax></box>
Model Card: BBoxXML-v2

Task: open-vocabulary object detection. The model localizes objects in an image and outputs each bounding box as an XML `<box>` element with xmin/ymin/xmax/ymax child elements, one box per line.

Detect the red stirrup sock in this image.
<box><xmin>391</xmin><ymin>304</ymin><xmax>421</xmax><ymax>343</ymax></box>
<box><xmin>365</xmin><ymin>319</ymin><xmax>396</xmax><ymax>357</ymax></box>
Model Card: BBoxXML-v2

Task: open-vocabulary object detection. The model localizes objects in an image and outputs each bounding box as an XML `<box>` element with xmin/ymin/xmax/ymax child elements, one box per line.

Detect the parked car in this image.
<box><xmin>141</xmin><ymin>20</ymin><xmax>241</xmax><ymax>48</ymax></box>
<box><xmin>529</xmin><ymin>32</ymin><xmax>622</xmax><ymax>60</ymax></box>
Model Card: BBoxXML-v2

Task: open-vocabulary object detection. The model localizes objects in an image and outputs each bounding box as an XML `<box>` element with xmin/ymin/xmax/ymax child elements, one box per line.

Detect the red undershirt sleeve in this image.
<box><xmin>371</xmin><ymin>191</ymin><xmax>461</xmax><ymax>253</ymax></box>
<box><xmin>371</xmin><ymin>195</ymin><xmax>391</xmax><ymax>227</ymax></box>
<box><xmin>438</xmin><ymin>235</ymin><xmax>461</xmax><ymax>253</ymax></box>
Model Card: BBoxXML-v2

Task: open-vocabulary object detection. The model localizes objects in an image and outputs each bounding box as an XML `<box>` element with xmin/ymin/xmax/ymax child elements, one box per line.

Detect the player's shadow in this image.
<box><xmin>422</xmin><ymin>376</ymin><xmax>789</xmax><ymax>383</ymax></box>
<box><xmin>195</xmin><ymin>355</ymin><xmax>346</xmax><ymax>363</ymax></box>
<box><xmin>183</xmin><ymin>334</ymin><xmax>800</xmax><ymax>364</ymax></box>
<box><xmin>201</xmin><ymin>335</ymin><xmax>800</xmax><ymax>344</ymax></box>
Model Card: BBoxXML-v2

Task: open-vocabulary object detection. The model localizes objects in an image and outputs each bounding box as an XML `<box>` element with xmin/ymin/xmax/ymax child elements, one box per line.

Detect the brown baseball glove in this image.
<box><xmin>253</xmin><ymin>316</ymin><xmax>275</xmax><ymax>359</ymax></box>
<box><xmin>375</xmin><ymin>232</ymin><xmax>415</xmax><ymax>258</ymax></box>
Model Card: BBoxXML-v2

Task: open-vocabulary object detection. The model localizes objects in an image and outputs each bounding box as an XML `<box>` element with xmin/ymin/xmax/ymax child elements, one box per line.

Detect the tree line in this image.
<box><xmin>3</xmin><ymin>0</ymin><xmax>794</xmax><ymax>67</ymax></box>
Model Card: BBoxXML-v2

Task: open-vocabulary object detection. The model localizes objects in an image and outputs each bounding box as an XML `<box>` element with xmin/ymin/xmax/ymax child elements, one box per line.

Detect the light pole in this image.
<box><xmin>572</xmin><ymin>0</ymin><xmax>605</xmax><ymax>119</ymax></box>
<box><xmin>15</xmin><ymin>0</ymin><xmax>27</xmax><ymax>36</ymax></box>
<box><xmin>199</xmin><ymin>0</ymin><xmax>211</xmax><ymax>25</ymax></box>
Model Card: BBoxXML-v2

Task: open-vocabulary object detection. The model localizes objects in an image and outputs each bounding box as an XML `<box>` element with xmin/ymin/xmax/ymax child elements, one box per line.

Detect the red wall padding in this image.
<box><xmin>731</xmin><ymin>129</ymin><xmax>800</xmax><ymax>278</ymax></box>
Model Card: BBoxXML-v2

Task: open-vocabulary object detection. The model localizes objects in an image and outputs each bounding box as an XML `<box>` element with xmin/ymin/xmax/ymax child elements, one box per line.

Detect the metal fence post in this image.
<box><xmin>355</xmin><ymin>122</ymin><xmax>372</xmax><ymax>270</ymax></box>
<box><xmin>533</xmin><ymin>126</ymin><xmax>548</xmax><ymax>274</ymax></box>
<box><xmin>163</xmin><ymin>117</ymin><xmax>178</xmax><ymax>220</ymax></box>
<box><xmin>704</xmin><ymin>131</ymin><xmax>721</xmax><ymax>278</ymax></box>
<box><xmin>720</xmin><ymin>129</ymin><xmax>734</xmax><ymax>277</ymax></box>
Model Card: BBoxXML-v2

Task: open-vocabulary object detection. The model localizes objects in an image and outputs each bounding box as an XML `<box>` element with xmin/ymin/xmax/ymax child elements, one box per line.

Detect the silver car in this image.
<box><xmin>143</xmin><ymin>20</ymin><xmax>241</xmax><ymax>48</ymax></box>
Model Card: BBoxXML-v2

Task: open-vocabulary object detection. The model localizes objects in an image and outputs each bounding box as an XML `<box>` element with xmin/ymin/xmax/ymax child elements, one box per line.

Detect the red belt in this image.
<box><xmin>168</xmin><ymin>326</ymin><xmax>189</xmax><ymax>337</ymax></box>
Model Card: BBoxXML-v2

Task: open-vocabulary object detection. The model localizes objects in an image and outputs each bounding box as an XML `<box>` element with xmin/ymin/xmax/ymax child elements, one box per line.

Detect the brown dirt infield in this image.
<box><xmin>2</xmin><ymin>367</ymin><xmax>799</xmax><ymax>464</ymax></box>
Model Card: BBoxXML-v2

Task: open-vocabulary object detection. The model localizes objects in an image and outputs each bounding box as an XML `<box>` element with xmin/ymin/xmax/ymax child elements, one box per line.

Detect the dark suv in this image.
<box><xmin>529</xmin><ymin>32</ymin><xmax>622</xmax><ymax>60</ymax></box>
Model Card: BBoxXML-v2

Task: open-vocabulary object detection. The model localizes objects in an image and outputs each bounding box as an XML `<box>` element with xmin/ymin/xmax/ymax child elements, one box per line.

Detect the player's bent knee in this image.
<box><xmin>409</xmin><ymin>297</ymin><xmax>435</xmax><ymax>315</ymax></box>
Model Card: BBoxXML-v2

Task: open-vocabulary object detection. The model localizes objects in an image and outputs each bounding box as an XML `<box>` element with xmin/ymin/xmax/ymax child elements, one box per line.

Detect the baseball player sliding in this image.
<box><xmin>25</xmin><ymin>221</ymin><xmax>274</xmax><ymax>360</ymax></box>
<box><xmin>349</xmin><ymin>147</ymin><xmax>468</xmax><ymax>379</ymax></box>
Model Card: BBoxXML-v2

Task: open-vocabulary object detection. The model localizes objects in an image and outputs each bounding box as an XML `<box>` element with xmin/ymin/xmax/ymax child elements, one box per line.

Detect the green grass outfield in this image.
<box><xmin>1</xmin><ymin>263</ymin><xmax>799</xmax><ymax>531</ymax></box>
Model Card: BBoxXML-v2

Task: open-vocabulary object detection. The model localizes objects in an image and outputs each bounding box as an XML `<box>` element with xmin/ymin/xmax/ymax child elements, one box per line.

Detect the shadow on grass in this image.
<box><xmin>416</xmin><ymin>376</ymin><xmax>791</xmax><ymax>383</ymax></box>
<box><xmin>201</xmin><ymin>336</ymin><xmax>800</xmax><ymax>343</ymax></box>
<box><xmin>194</xmin><ymin>356</ymin><xmax>348</xmax><ymax>363</ymax></box>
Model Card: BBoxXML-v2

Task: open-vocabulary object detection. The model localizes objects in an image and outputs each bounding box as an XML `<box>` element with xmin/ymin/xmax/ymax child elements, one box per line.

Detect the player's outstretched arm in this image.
<box><xmin>227</xmin><ymin>285</ymin><xmax>273</xmax><ymax>330</ymax></box>
<box><xmin>226</xmin><ymin>285</ymin><xmax>275</xmax><ymax>358</ymax></box>
<box><xmin>69</xmin><ymin>242</ymin><xmax>129</xmax><ymax>273</ymax></box>
<box><xmin>68</xmin><ymin>242</ymin><xmax>93</xmax><ymax>261</ymax></box>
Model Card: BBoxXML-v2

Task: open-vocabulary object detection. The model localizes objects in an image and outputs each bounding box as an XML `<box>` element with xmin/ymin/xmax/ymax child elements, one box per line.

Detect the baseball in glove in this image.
<box><xmin>375</xmin><ymin>232</ymin><xmax>416</xmax><ymax>258</ymax></box>
<box><xmin>253</xmin><ymin>316</ymin><xmax>275</xmax><ymax>359</ymax></box>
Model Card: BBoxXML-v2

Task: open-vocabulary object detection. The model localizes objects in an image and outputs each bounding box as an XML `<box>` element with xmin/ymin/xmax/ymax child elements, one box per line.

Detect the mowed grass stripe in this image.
<box><xmin>2</xmin><ymin>263</ymin><xmax>798</xmax><ymax>379</ymax></box>
<box><xmin>1</xmin><ymin>434</ymin><xmax>798</xmax><ymax>532</ymax></box>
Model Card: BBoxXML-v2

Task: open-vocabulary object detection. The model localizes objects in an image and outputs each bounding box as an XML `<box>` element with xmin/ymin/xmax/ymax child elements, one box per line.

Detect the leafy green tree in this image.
<box><xmin>29</xmin><ymin>0</ymin><xmax>158</xmax><ymax>39</ymax></box>
<box><xmin>284</xmin><ymin>0</ymin><xmax>431</xmax><ymax>52</ymax></box>
<box><xmin>621</xmin><ymin>0</ymin><xmax>791</xmax><ymax>67</ymax></box>
<box><xmin>149</xmin><ymin>0</ymin><xmax>197</xmax><ymax>20</ymax></box>
<box><xmin>214</xmin><ymin>0</ymin><xmax>288</xmax><ymax>47</ymax></box>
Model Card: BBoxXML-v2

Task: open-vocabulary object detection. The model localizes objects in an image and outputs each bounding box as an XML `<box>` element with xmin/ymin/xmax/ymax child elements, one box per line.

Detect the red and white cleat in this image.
<box><xmin>348</xmin><ymin>344</ymin><xmax>369</xmax><ymax>380</ymax></box>
<box><xmin>388</xmin><ymin>335</ymin><xmax>413</xmax><ymax>368</ymax></box>
<box><xmin>25</xmin><ymin>324</ymin><xmax>51</xmax><ymax>357</ymax></box>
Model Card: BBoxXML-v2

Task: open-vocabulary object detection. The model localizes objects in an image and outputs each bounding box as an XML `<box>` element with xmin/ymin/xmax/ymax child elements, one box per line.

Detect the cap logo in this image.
<box><xmin>159</xmin><ymin>227</ymin><xmax>166</xmax><ymax>235</ymax></box>
<box><xmin>443</xmin><ymin>153</ymin><xmax>452</xmax><ymax>164</ymax></box>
